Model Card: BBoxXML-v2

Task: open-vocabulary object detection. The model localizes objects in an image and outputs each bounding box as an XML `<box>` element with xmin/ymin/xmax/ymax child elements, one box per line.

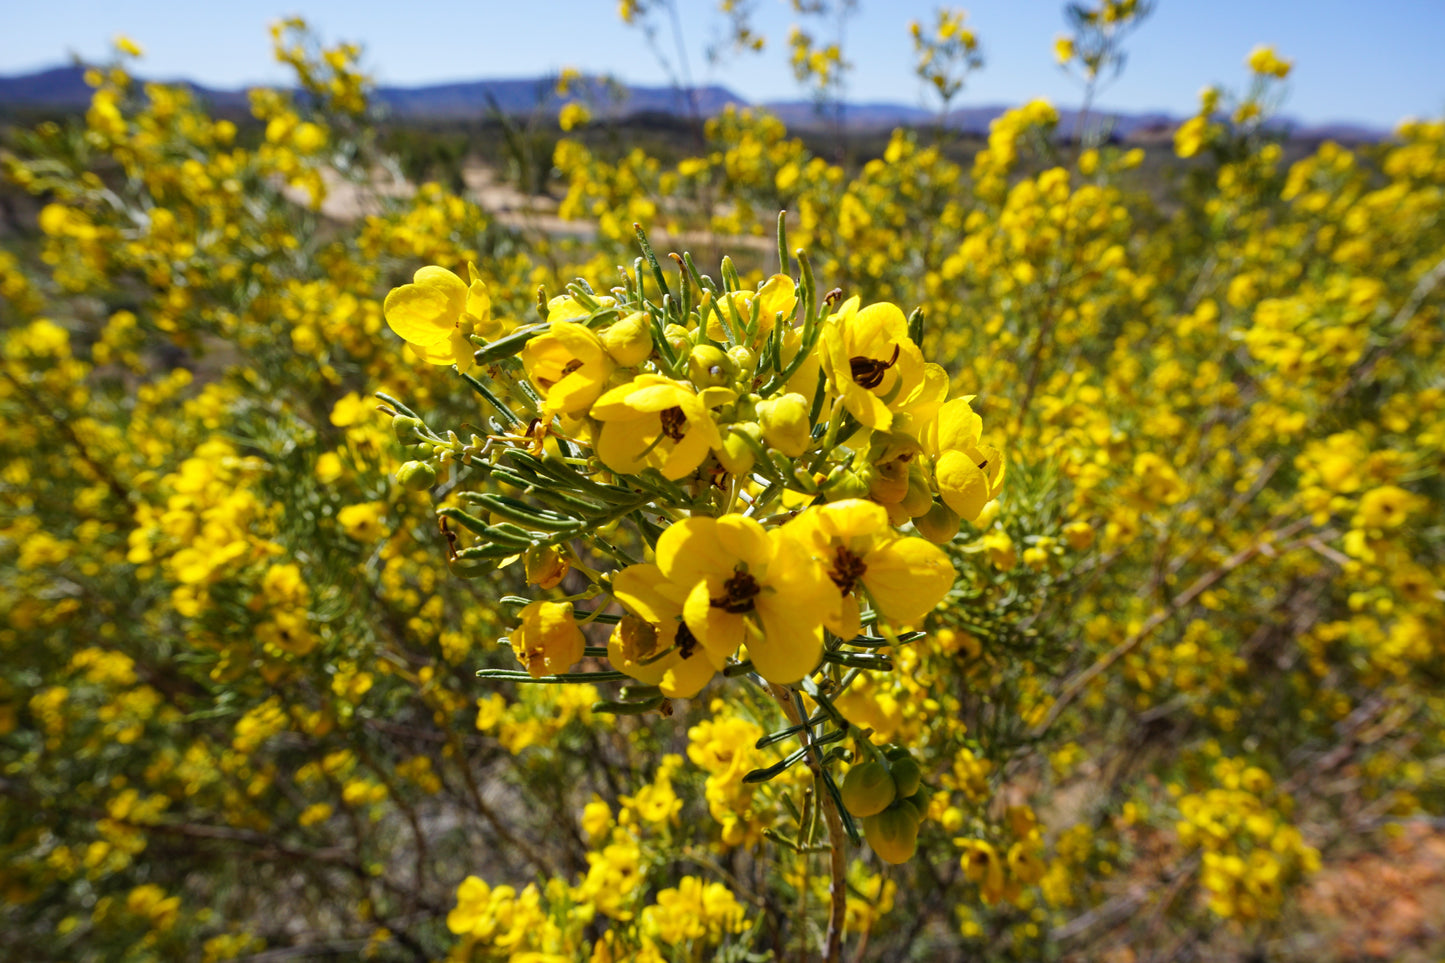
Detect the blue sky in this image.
<box><xmin>3</xmin><ymin>1</ymin><xmax>1442</xmax><ymax>127</ymax></box>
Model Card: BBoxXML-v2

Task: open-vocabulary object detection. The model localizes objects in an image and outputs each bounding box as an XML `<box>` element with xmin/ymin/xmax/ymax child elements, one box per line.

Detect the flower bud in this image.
<box><xmin>913</xmin><ymin>500</ymin><xmax>960</xmax><ymax>544</ymax></box>
<box><xmin>823</xmin><ymin>464</ymin><xmax>871</xmax><ymax>502</ymax></box>
<box><xmin>727</xmin><ymin>345</ymin><xmax>756</xmax><ymax>379</ymax></box>
<box><xmin>1063</xmin><ymin>520</ymin><xmax>1095</xmax><ymax>551</ymax></box>
<box><xmin>663</xmin><ymin>323</ymin><xmax>692</xmax><ymax>355</ymax></box>
<box><xmin>524</xmin><ymin>544</ymin><xmax>570</xmax><ymax>589</ymax></box>
<box><xmin>755</xmin><ymin>393</ymin><xmax>812</xmax><ymax>457</ymax></box>
<box><xmin>601</xmin><ymin>311</ymin><xmax>653</xmax><ymax>366</ymax></box>
<box><xmin>392</xmin><ymin>414</ymin><xmax>425</xmax><ymax>444</ymax></box>
<box><xmin>717</xmin><ymin>424</ymin><xmax>761</xmax><ymax>476</ymax></box>
<box><xmin>395</xmin><ymin>460</ymin><xmax>437</xmax><ymax>491</ymax></box>
<box><xmin>688</xmin><ymin>344</ymin><xmax>734</xmax><ymax>388</ymax></box>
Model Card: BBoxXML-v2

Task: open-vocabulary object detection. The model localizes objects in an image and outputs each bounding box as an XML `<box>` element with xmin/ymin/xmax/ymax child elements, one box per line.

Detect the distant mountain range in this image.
<box><xmin>0</xmin><ymin>65</ymin><xmax>1387</xmax><ymax>142</ymax></box>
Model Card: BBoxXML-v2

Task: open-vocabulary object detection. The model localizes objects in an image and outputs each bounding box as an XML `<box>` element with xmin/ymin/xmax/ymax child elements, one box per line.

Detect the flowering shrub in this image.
<box><xmin>1</xmin><ymin>9</ymin><xmax>1442</xmax><ymax>963</ymax></box>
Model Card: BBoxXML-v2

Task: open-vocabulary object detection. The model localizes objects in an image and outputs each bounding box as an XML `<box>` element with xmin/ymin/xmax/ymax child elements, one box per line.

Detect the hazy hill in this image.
<box><xmin>0</xmin><ymin>65</ymin><xmax>1385</xmax><ymax>141</ymax></box>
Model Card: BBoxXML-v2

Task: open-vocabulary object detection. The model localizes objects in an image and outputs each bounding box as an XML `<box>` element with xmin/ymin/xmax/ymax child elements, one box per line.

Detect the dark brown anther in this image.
<box><xmin>712</xmin><ymin>567</ymin><xmax>761</xmax><ymax>614</ymax></box>
<box><xmin>849</xmin><ymin>344</ymin><xmax>901</xmax><ymax>390</ymax></box>
<box><xmin>659</xmin><ymin>406</ymin><xmax>688</xmax><ymax>441</ymax></box>
<box><xmin>676</xmin><ymin>622</ymin><xmax>699</xmax><ymax>659</ymax></box>
<box><xmin>828</xmin><ymin>546</ymin><xmax>868</xmax><ymax>596</ymax></box>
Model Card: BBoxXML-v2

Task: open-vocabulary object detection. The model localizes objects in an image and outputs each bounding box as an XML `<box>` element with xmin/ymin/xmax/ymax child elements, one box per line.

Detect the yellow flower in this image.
<box><xmin>559</xmin><ymin>102</ymin><xmax>591</xmax><ymax>131</ymax></box>
<box><xmin>1246</xmin><ymin>44</ymin><xmax>1292</xmax><ymax>79</ymax></box>
<box><xmin>920</xmin><ymin>397</ymin><xmax>1004</xmax><ymax>523</ymax></box>
<box><xmin>820</xmin><ymin>298</ymin><xmax>928</xmax><ymax>431</ymax></box>
<box><xmin>958</xmin><ymin>839</ymin><xmax>1008</xmax><ymax>904</ymax></box>
<box><xmin>508</xmin><ymin>600</ymin><xmax>585</xmax><ymax>678</ymax></box>
<box><xmin>1357</xmin><ymin>484</ymin><xmax>1419</xmax><ymax>530</ymax></box>
<box><xmin>520</xmin><ymin>320</ymin><xmax>616</xmax><ymax>416</ymax></box>
<box><xmin>789</xmin><ymin>499</ymin><xmax>955</xmax><ymax>633</ymax></box>
<box><xmin>607</xmin><ymin>564</ymin><xmax>717</xmax><ymax>698</ymax></box>
<box><xmin>654</xmin><ymin>514</ymin><xmax>833</xmax><ymax>685</ymax></box>
<box><xmin>382</xmin><ymin>263</ymin><xmax>494</xmax><ymax>371</ymax></box>
<box><xmin>337</xmin><ymin>502</ymin><xmax>386</xmax><ymax>542</ymax></box>
<box><xmin>591</xmin><ymin>375</ymin><xmax>730</xmax><ymax>481</ymax></box>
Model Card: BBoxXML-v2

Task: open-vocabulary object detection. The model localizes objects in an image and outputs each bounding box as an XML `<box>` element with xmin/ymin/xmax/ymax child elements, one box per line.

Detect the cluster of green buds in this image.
<box><xmin>376</xmin><ymin>216</ymin><xmax>1003</xmax><ymax>862</ymax></box>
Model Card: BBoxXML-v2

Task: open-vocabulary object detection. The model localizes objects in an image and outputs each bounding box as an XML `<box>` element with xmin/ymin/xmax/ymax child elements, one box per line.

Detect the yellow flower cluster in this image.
<box><xmin>1177</xmin><ymin>759</ymin><xmax>1320</xmax><ymax>920</ymax></box>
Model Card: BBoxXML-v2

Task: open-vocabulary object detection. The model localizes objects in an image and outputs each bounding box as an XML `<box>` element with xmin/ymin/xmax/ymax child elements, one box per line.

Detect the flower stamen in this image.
<box><xmin>849</xmin><ymin>344</ymin><xmax>901</xmax><ymax>390</ymax></box>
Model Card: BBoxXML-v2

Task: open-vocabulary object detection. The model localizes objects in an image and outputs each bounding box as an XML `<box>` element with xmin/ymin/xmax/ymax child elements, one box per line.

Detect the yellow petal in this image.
<box><xmin>683</xmin><ymin>578</ymin><xmax>744</xmax><ymax>668</ymax></box>
<box><xmin>863</xmin><ymin>536</ymin><xmax>955</xmax><ymax>625</ymax></box>
<box><xmin>752</xmin><ymin>600</ymin><xmax>824</xmax><ymax>684</ymax></box>
<box><xmin>716</xmin><ymin>514</ymin><xmax>772</xmax><ymax>571</ymax></box>
<box><xmin>383</xmin><ymin>266</ymin><xmax>465</xmax><ymax>347</ymax></box>
<box><xmin>611</xmin><ymin>564</ymin><xmax>676</xmax><ymax>623</ymax></box>
<box><xmin>937</xmin><ymin>449</ymin><xmax>990</xmax><ymax>522</ymax></box>
<box><xmin>659</xmin><ymin>650</ymin><xmax>715</xmax><ymax>698</ymax></box>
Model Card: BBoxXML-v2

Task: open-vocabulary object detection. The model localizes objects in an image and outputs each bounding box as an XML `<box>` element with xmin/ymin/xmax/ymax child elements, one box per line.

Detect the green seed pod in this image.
<box><xmin>395</xmin><ymin>460</ymin><xmax>437</xmax><ymax>491</ymax></box>
<box><xmin>900</xmin><ymin>462</ymin><xmax>934</xmax><ymax>518</ymax></box>
<box><xmin>863</xmin><ymin>804</ymin><xmax>921</xmax><ymax>864</ymax></box>
<box><xmin>839</xmin><ymin>760</ymin><xmax>897</xmax><ymax>818</ymax></box>
<box><xmin>913</xmin><ymin>499</ymin><xmax>961</xmax><ymax>544</ymax></box>
<box><xmin>900</xmin><ymin>787</ymin><xmax>930</xmax><ymax>822</ymax></box>
<box><xmin>887</xmin><ymin>754</ymin><xmax>923</xmax><ymax>798</ymax></box>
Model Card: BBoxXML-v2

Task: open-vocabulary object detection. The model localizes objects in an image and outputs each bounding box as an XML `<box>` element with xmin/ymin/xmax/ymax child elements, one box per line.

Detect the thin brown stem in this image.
<box><xmin>770</xmin><ymin>683</ymin><xmax>847</xmax><ymax>962</ymax></box>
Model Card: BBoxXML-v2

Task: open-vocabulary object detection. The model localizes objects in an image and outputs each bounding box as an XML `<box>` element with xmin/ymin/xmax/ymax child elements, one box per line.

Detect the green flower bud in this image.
<box><xmin>727</xmin><ymin>345</ymin><xmax>757</xmax><ymax>379</ymax></box>
<box><xmin>392</xmin><ymin>414</ymin><xmax>425</xmax><ymax>444</ymax></box>
<box><xmin>663</xmin><ymin>323</ymin><xmax>692</xmax><ymax>355</ymax></box>
<box><xmin>839</xmin><ymin>760</ymin><xmax>897</xmax><ymax>818</ymax></box>
<box><xmin>913</xmin><ymin>500</ymin><xmax>961</xmax><ymax>544</ymax></box>
<box><xmin>823</xmin><ymin>464</ymin><xmax>871</xmax><ymax>502</ymax></box>
<box><xmin>688</xmin><ymin>344</ymin><xmax>734</xmax><ymax>388</ymax></box>
<box><xmin>717</xmin><ymin>423</ymin><xmax>761</xmax><ymax>476</ymax></box>
<box><xmin>863</xmin><ymin>804</ymin><xmax>921</xmax><ymax>864</ymax></box>
<box><xmin>601</xmin><ymin>311</ymin><xmax>653</xmax><ymax>366</ymax></box>
<box><xmin>756</xmin><ymin>392</ymin><xmax>812</xmax><ymax>457</ymax></box>
<box><xmin>395</xmin><ymin>460</ymin><xmax>438</xmax><ymax>491</ymax></box>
